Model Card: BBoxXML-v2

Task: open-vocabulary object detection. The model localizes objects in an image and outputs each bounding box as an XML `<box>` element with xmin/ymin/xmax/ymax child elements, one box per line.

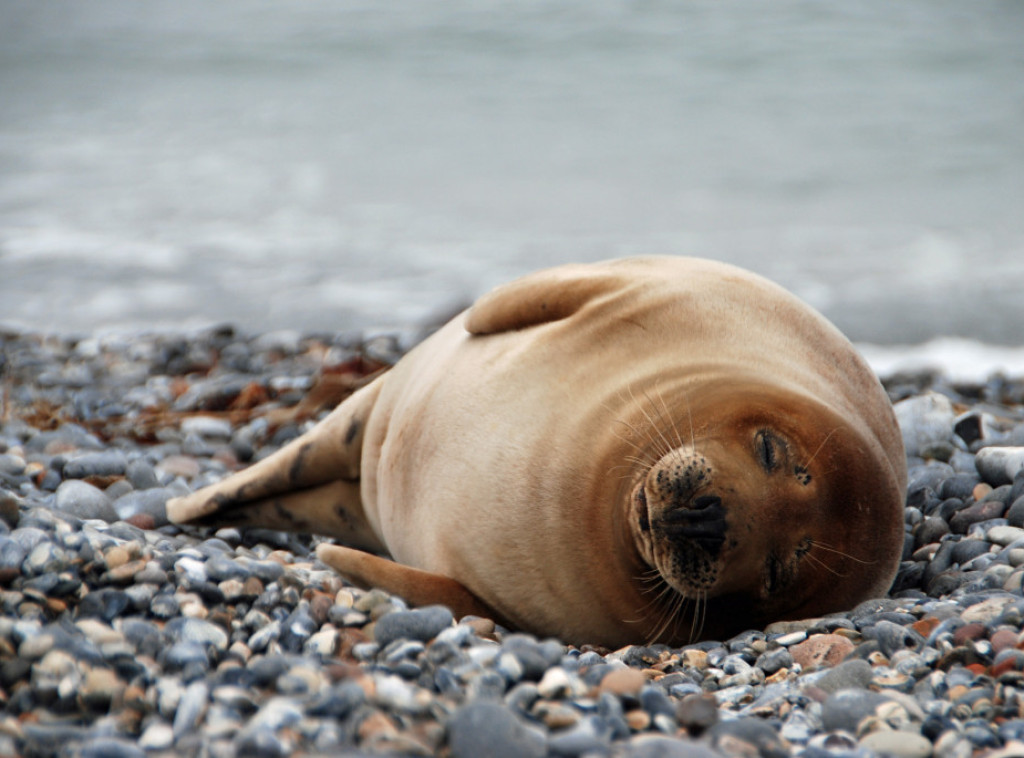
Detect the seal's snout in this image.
<box><xmin>658</xmin><ymin>494</ymin><xmax>727</xmax><ymax>556</ymax></box>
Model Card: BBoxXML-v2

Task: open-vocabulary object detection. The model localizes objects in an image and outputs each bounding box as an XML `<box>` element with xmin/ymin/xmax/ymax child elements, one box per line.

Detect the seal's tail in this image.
<box><xmin>166</xmin><ymin>377</ymin><xmax>386</xmax><ymax>553</ymax></box>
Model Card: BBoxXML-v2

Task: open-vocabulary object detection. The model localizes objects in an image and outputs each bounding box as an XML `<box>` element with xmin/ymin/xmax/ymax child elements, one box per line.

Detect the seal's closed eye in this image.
<box><xmin>755</xmin><ymin>429</ymin><xmax>783</xmax><ymax>472</ymax></box>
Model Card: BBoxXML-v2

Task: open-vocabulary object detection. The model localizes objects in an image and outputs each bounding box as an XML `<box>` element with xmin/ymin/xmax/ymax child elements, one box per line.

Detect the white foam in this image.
<box><xmin>859</xmin><ymin>338</ymin><xmax>1024</xmax><ymax>383</ymax></box>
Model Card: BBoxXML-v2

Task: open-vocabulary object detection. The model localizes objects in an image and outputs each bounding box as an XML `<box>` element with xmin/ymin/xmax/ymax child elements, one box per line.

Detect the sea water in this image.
<box><xmin>1</xmin><ymin>0</ymin><xmax>1023</xmax><ymax>375</ymax></box>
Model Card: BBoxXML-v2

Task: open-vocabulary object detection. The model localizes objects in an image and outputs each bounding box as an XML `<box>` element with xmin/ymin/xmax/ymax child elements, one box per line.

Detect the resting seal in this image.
<box><xmin>168</xmin><ymin>257</ymin><xmax>906</xmax><ymax>647</ymax></box>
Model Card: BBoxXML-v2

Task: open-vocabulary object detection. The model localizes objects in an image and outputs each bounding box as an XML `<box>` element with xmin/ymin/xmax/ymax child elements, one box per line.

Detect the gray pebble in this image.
<box><xmin>112</xmin><ymin>488</ymin><xmax>173</xmax><ymax>526</ymax></box>
<box><xmin>976</xmin><ymin>447</ymin><xmax>1024</xmax><ymax>486</ymax></box>
<box><xmin>125</xmin><ymin>459</ymin><xmax>160</xmax><ymax>490</ymax></box>
<box><xmin>62</xmin><ymin>450</ymin><xmax>128</xmax><ymax>479</ymax></box>
<box><xmin>627</xmin><ymin>735</ymin><xmax>723</xmax><ymax>757</ymax></box>
<box><xmin>895</xmin><ymin>392</ymin><xmax>955</xmax><ymax>457</ymax></box>
<box><xmin>23</xmin><ymin>540</ymin><xmax>70</xmax><ymax>575</ymax></box>
<box><xmin>54</xmin><ymin>480</ymin><xmax>117</xmax><ymax>522</ymax></box>
<box><xmin>78</xmin><ymin>738</ymin><xmax>146</xmax><ymax>758</ymax></box>
<box><xmin>1008</xmin><ymin>496</ymin><xmax>1024</xmax><ymax>528</ymax></box>
<box><xmin>821</xmin><ymin>688</ymin><xmax>892</xmax><ymax>733</ymax></box>
<box><xmin>172</xmin><ymin>680</ymin><xmax>210</xmax><ymax>739</ymax></box>
<box><xmin>165</xmin><ymin>617</ymin><xmax>229</xmax><ymax>651</ymax></box>
<box><xmin>0</xmin><ymin>537</ymin><xmax>27</xmax><ymax>577</ymax></box>
<box><xmin>0</xmin><ymin>454</ymin><xmax>26</xmax><ymax>477</ymax></box>
<box><xmin>374</xmin><ymin>604</ymin><xmax>454</xmax><ymax>648</ymax></box>
<box><xmin>811</xmin><ymin>659</ymin><xmax>874</xmax><ymax>694</ymax></box>
<box><xmin>547</xmin><ymin>716</ymin><xmax>612</xmax><ymax>756</ymax></box>
<box><xmin>866</xmin><ymin>620</ymin><xmax>925</xmax><ymax>657</ymax></box>
<box><xmin>181</xmin><ymin>416</ymin><xmax>234</xmax><ymax>440</ymax></box>
<box><xmin>448</xmin><ymin>702</ymin><xmax>546</xmax><ymax>758</ymax></box>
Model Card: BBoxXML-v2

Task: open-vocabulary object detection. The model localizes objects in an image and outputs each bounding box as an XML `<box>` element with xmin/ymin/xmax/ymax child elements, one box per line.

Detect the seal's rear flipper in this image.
<box><xmin>316</xmin><ymin>544</ymin><xmax>503</xmax><ymax>624</ymax></box>
<box><xmin>166</xmin><ymin>377</ymin><xmax>386</xmax><ymax>552</ymax></box>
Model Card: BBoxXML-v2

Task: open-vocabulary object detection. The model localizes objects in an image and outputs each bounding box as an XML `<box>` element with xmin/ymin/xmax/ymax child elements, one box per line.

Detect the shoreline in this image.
<box><xmin>2</xmin><ymin>326</ymin><xmax>1024</xmax><ymax>757</ymax></box>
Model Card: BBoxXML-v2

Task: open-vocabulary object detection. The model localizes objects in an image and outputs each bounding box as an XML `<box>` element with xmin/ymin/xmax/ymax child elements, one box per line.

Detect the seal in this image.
<box><xmin>167</xmin><ymin>256</ymin><xmax>907</xmax><ymax>647</ymax></box>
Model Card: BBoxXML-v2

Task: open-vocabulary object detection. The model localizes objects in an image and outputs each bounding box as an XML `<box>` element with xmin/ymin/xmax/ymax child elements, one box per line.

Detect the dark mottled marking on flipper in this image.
<box><xmin>333</xmin><ymin>505</ymin><xmax>354</xmax><ymax>529</ymax></box>
<box><xmin>273</xmin><ymin>501</ymin><xmax>302</xmax><ymax>527</ymax></box>
<box><xmin>288</xmin><ymin>442</ymin><xmax>314</xmax><ymax>485</ymax></box>
<box><xmin>345</xmin><ymin>419</ymin><xmax>361</xmax><ymax>445</ymax></box>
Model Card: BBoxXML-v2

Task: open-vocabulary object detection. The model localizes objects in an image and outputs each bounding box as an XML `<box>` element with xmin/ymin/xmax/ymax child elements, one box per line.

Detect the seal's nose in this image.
<box><xmin>659</xmin><ymin>494</ymin><xmax>727</xmax><ymax>556</ymax></box>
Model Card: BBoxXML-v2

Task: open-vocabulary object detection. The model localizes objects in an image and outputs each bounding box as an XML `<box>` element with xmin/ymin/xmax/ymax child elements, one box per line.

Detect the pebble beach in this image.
<box><xmin>3</xmin><ymin>326</ymin><xmax>1024</xmax><ymax>758</ymax></box>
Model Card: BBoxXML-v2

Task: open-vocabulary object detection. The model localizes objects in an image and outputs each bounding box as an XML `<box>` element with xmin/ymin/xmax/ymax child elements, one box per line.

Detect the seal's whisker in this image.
<box><xmin>810</xmin><ymin>540</ymin><xmax>876</xmax><ymax>565</ymax></box>
<box><xmin>653</xmin><ymin>385</ymin><xmax>689</xmax><ymax>457</ymax></box>
<box><xmin>804</xmin><ymin>427</ymin><xmax>842</xmax><ymax>467</ymax></box>
<box><xmin>641</xmin><ymin>388</ymin><xmax>680</xmax><ymax>461</ymax></box>
<box><xmin>628</xmin><ymin>385</ymin><xmax>673</xmax><ymax>460</ymax></box>
<box><xmin>803</xmin><ymin>551</ymin><xmax>848</xmax><ymax>578</ymax></box>
<box><xmin>610</xmin><ymin>424</ymin><xmax>660</xmax><ymax>468</ymax></box>
<box><xmin>645</xmin><ymin>588</ymin><xmax>685</xmax><ymax>646</ymax></box>
<box><xmin>690</xmin><ymin>590</ymin><xmax>707</xmax><ymax>644</ymax></box>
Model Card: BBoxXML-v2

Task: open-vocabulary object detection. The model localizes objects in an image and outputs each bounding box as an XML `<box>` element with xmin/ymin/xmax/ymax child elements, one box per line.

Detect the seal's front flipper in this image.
<box><xmin>166</xmin><ymin>376</ymin><xmax>386</xmax><ymax>552</ymax></box>
<box><xmin>316</xmin><ymin>544</ymin><xmax>502</xmax><ymax>624</ymax></box>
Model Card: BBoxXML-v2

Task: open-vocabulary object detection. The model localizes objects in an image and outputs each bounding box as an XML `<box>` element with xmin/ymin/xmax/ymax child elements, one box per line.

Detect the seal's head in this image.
<box><xmin>626</xmin><ymin>382</ymin><xmax>904</xmax><ymax>643</ymax></box>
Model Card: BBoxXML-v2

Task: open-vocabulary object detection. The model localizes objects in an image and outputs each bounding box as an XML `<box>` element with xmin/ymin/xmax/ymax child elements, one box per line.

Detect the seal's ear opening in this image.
<box><xmin>465</xmin><ymin>262</ymin><xmax>626</xmax><ymax>335</ymax></box>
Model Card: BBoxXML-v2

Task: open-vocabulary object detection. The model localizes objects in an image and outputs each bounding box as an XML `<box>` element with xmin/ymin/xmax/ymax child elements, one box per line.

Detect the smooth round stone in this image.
<box><xmin>306</xmin><ymin>681</ymin><xmax>367</xmax><ymax>718</ymax></box>
<box><xmin>205</xmin><ymin>554</ymin><xmax>251</xmax><ymax>582</ymax></box>
<box><xmin>125</xmin><ymin>459</ymin><xmax>160</xmax><ymax>490</ymax></box>
<box><xmin>23</xmin><ymin>540</ymin><xmax>70</xmax><ymax>576</ymax></box>
<box><xmin>54</xmin><ymin>480</ymin><xmax>117</xmax><ymax>522</ymax></box>
<box><xmin>138</xmin><ymin>723</ymin><xmax>174</xmax><ymax>751</ymax></box>
<box><xmin>248</xmin><ymin>621</ymin><xmax>282</xmax><ymax>653</ymax></box>
<box><xmin>181</xmin><ymin>416</ymin><xmax>234</xmax><ymax>440</ymax></box>
<box><xmin>150</xmin><ymin>594</ymin><xmax>179</xmax><ymax>619</ymax></box>
<box><xmin>19</xmin><ymin>632</ymin><xmax>57</xmax><ymax>660</ymax></box>
<box><xmin>755</xmin><ymin>647</ymin><xmax>794</xmax><ymax>675</ymax></box>
<box><xmin>174</xmin><ymin>556</ymin><xmax>209</xmax><ymax>584</ymax></box>
<box><xmin>989</xmin><ymin>525</ymin><xmax>1024</xmax><ymax>547</ymax></box>
<box><xmin>165</xmin><ymin>617</ymin><xmax>229</xmax><ymax>651</ymax></box>
<box><xmin>859</xmin><ymin>729</ymin><xmax>932</xmax><ymax>758</ymax></box>
<box><xmin>895</xmin><ymin>392</ymin><xmax>955</xmax><ymax>457</ymax></box>
<box><xmin>233</xmin><ymin>727</ymin><xmax>290</xmax><ymax>758</ymax></box>
<box><xmin>247</xmin><ymin>696</ymin><xmax>303</xmax><ymax>732</ymax></box>
<box><xmin>0</xmin><ymin>536</ymin><xmax>27</xmax><ymax>578</ymax></box>
<box><xmin>244</xmin><ymin>558</ymin><xmax>285</xmax><ymax>583</ymax></box>
<box><xmin>628</xmin><ymin>735</ymin><xmax>724</xmax><ymax>758</ymax></box>
<box><xmin>112</xmin><ymin>489</ymin><xmax>172</xmax><ymax>527</ymax></box>
<box><xmin>448</xmin><ymin>702</ymin><xmax>546</xmax><ymax>758</ymax></box>
<box><xmin>502</xmin><ymin>636</ymin><xmax>564</xmax><ymax>681</ymax></box>
<box><xmin>172</xmin><ymin>680</ymin><xmax>210</xmax><ymax>738</ymax></box>
<box><xmin>976</xmin><ymin>447</ymin><xmax>1024</xmax><ymax>487</ymax></box>
<box><xmin>62</xmin><ymin>450</ymin><xmax>128</xmax><ymax>479</ymax></box>
<box><xmin>867</xmin><ymin>620</ymin><xmax>925</xmax><ymax>657</ymax></box>
<box><xmin>162</xmin><ymin>641</ymin><xmax>211</xmax><ymax>672</ymax></box>
<box><xmin>80</xmin><ymin>667</ymin><xmax>124</xmax><ymax>712</ymax></box>
<box><xmin>821</xmin><ymin>689</ymin><xmax>892</xmax><ymax>733</ymax></box>
<box><xmin>78</xmin><ymin>738</ymin><xmax>146</xmax><ymax>758</ymax></box>
<box><xmin>1007</xmin><ymin>497</ymin><xmax>1024</xmax><ymax>528</ymax></box>
<box><xmin>707</xmin><ymin>717</ymin><xmax>789</xmax><ymax>757</ymax></box>
<box><xmin>374</xmin><ymin>605</ymin><xmax>454</xmax><ymax>648</ymax></box>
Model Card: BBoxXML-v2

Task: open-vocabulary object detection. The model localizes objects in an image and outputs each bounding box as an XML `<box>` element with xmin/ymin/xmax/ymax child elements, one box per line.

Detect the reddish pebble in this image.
<box><xmin>991</xmin><ymin>628</ymin><xmax>1022</xmax><ymax>653</ymax></box>
<box><xmin>973</xmin><ymin>482</ymin><xmax>993</xmax><ymax>501</ymax></box>
<box><xmin>125</xmin><ymin>513</ymin><xmax>157</xmax><ymax>530</ymax></box>
<box><xmin>991</xmin><ymin>658</ymin><xmax>1021</xmax><ymax>678</ymax></box>
<box><xmin>598</xmin><ymin>667</ymin><xmax>647</xmax><ymax>696</ymax></box>
<box><xmin>911</xmin><ymin>617</ymin><xmax>940</xmax><ymax>638</ymax></box>
<box><xmin>789</xmin><ymin>634</ymin><xmax>855</xmax><ymax>670</ymax></box>
<box><xmin>952</xmin><ymin>623</ymin><xmax>987</xmax><ymax>646</ymax></box>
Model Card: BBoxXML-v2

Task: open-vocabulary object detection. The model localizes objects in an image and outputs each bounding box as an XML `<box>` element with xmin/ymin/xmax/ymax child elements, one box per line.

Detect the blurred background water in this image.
<box><xmin>2</xmin><ymin>0</ymin><xmax>1023</xmax><ymax>374</ymax></box>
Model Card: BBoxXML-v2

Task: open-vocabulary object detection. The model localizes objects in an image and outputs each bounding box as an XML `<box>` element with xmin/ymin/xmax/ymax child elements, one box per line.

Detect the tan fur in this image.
<box><xmin>168</xmin><ymin>257</ymin><xmax>906</xmax><ymax>647</ymax></box>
